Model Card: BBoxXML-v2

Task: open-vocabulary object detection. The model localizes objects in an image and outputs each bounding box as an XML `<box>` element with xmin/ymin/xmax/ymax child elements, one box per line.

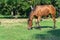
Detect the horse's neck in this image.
<box><xmin>29</xmin><ymin>11</ymin><xmax>34</xmax><ymax>20</ymax></box>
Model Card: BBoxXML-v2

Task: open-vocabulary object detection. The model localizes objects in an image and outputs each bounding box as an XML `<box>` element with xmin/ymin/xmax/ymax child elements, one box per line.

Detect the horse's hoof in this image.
<box><xmin>53</xmin><ymin>27</ymin><xmax>56</xmax><ymax>29</ymax></box>
<box><xmin>38</xmin><ymin>26</ymin><xmax>41</xmax><ymax>30</ymax></box>
<box><xmin>53</xmin><ymin>28</ymin><xmax>55</xmax><ymax>29</ymax></box>
<box><xmin>28</xmin><ymin>27</ymin><xmax>32</xmax><ymax>30</ymax></box>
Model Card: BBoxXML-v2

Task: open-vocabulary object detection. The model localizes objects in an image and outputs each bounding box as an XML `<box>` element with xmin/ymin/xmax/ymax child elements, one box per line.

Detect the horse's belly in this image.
<box><xmin>43</xmin><ymin>13</ymin><xmax>49</xmax><ymax>16</ymax></box>
<box><xmin>41</xmin><ymin>9</ymin><xmax>49</xmax><ymax>16</ymax></box>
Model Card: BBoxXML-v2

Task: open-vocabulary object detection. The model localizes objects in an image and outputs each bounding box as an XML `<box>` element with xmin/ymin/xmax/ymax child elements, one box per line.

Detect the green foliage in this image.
<box><xmin>0</xmin><ymin>0</ymin><xmax>60</xmax><ymax>18</ymax></box>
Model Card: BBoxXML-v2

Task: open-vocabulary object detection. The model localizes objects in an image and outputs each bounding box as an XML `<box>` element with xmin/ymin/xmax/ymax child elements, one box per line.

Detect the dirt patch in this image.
<box><xmin>0</xmin><ymin>18</ymin><xmax>59</xmax><ymax>24</ymax></box>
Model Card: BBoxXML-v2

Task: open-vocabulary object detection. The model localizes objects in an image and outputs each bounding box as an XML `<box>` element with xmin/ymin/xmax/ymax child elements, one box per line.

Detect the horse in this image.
<box><xmin>28</xmin><ymin>5</ymin><xmax>56</xmax><ymax>30</ymax></box>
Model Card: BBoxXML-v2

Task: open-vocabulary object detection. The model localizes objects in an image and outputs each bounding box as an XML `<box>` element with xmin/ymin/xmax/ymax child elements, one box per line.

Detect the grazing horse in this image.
<box><xmin>28</xmin><ymin>5</ymin><xmax>56</xmax><ymax>30</ymax></box>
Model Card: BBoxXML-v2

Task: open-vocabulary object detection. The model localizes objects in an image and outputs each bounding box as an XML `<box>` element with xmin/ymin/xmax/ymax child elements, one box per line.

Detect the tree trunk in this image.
<box><xmin>11</xmin><ymin>11</ymin><xmax>14</xmax><ymax>16</ymax></box>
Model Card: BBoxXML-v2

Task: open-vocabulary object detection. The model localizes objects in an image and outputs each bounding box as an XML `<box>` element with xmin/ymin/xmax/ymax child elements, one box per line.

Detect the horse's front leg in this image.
<box><xmin>36</xmin><ymin>16</ymin><xmax>41</xmax><ymax>29</ymax></box>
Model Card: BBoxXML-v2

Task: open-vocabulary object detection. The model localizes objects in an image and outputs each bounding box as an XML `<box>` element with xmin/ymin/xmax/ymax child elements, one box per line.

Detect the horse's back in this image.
<box><xmin>31</xmin><ymin>5</ymin><xmax>56</xmax><ymax>17</ymax></box>
<box><xmin>35</xmin><ymin>5</ymin><xmax>56</xmax><ymax>14</ymax></box>
<box><xmin>34</xmin><ymin>5</ymin><xmax>51</xmax><ymax>15</ymax></box>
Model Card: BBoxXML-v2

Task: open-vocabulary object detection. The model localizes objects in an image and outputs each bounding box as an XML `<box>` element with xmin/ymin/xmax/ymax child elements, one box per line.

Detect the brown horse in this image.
<box><xmin>28</xmin><ymin>5</ymin><xmax>56</xmax><ymax>30</ymax></box>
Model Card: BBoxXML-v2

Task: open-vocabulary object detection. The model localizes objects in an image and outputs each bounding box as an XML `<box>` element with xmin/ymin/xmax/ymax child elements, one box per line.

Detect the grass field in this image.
<box><xmin>0</xmin><ymin>18</ymin><xmax>60</xmax><ymax>40</ymax></box>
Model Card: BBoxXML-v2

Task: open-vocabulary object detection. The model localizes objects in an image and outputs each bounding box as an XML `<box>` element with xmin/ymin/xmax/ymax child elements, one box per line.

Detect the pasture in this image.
<box><xmin>0</xmin><ymin>18</ymin><xmax>60</xmax><ymax>40</ymax></box>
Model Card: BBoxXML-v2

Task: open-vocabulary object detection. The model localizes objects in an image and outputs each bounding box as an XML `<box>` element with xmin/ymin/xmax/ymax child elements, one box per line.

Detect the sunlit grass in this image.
<box><xmin>0</xmin><ymin>18</ymin><xmax>60</xmax><ymax>40</ymax></box>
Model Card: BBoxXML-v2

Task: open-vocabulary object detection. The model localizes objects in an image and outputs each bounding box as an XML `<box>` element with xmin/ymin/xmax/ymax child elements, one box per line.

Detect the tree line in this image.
<box><xmin>0</xmin><ymin>0</ymin><xmax>60</xmax><ymax>18</ymax></box>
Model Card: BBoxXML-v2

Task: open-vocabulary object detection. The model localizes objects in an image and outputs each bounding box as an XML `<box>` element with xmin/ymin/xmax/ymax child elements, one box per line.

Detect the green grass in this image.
<box><xmin>0</xmin><ymin>19</ymin><xmax>60</xmax><ymax>40</ymax></box>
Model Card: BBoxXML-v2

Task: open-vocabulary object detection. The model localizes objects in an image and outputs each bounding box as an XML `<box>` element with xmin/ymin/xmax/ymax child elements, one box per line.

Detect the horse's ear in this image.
<box><xmin>30</xmin><ymin>5</ymin><xmax>34</xmax><ymax>10</ymax></box>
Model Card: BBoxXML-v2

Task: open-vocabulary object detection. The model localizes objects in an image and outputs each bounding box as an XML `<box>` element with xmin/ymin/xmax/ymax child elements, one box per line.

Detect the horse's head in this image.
<box><xmin>28</xmin><ymin>18</ymin><xmax>33</xmax><ymax>30</ymax></box>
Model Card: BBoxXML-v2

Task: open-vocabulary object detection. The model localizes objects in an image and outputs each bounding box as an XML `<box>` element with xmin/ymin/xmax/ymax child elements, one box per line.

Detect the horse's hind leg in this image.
<box><xmin>52</xmin><ymin>15</ymin><xmax>56</xmax><ymax>29</ymax></box>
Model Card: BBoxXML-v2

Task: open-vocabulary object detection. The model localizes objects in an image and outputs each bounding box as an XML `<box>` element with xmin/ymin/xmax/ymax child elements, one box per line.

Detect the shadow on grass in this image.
<box><xmin>34</xmin><ymin>30</ymin><xmax>60</xmax><ymax>40</ymax></box>
<box><xmin>34</xmin><ymin>34</ymin><xmax>60</xmax><ymax>40</ymax></box>
<box><xmin>47</xmin><ymin>29</ymin><xmax>60</xmax><ymax>37</ymax></box>
<box><xmin>34</xmin><ymin>29</ymin><xmax>60</xmax><ymax>40</ymax></box>
<box><xmin>32</xmin><ymin>26</ymin><xmax>53</xmax><ymax>29</ymax></box>
<box><xmin>0</xmin><ymin>16</ymin><xmax>28</xmax><ymax>19</ymax></box>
